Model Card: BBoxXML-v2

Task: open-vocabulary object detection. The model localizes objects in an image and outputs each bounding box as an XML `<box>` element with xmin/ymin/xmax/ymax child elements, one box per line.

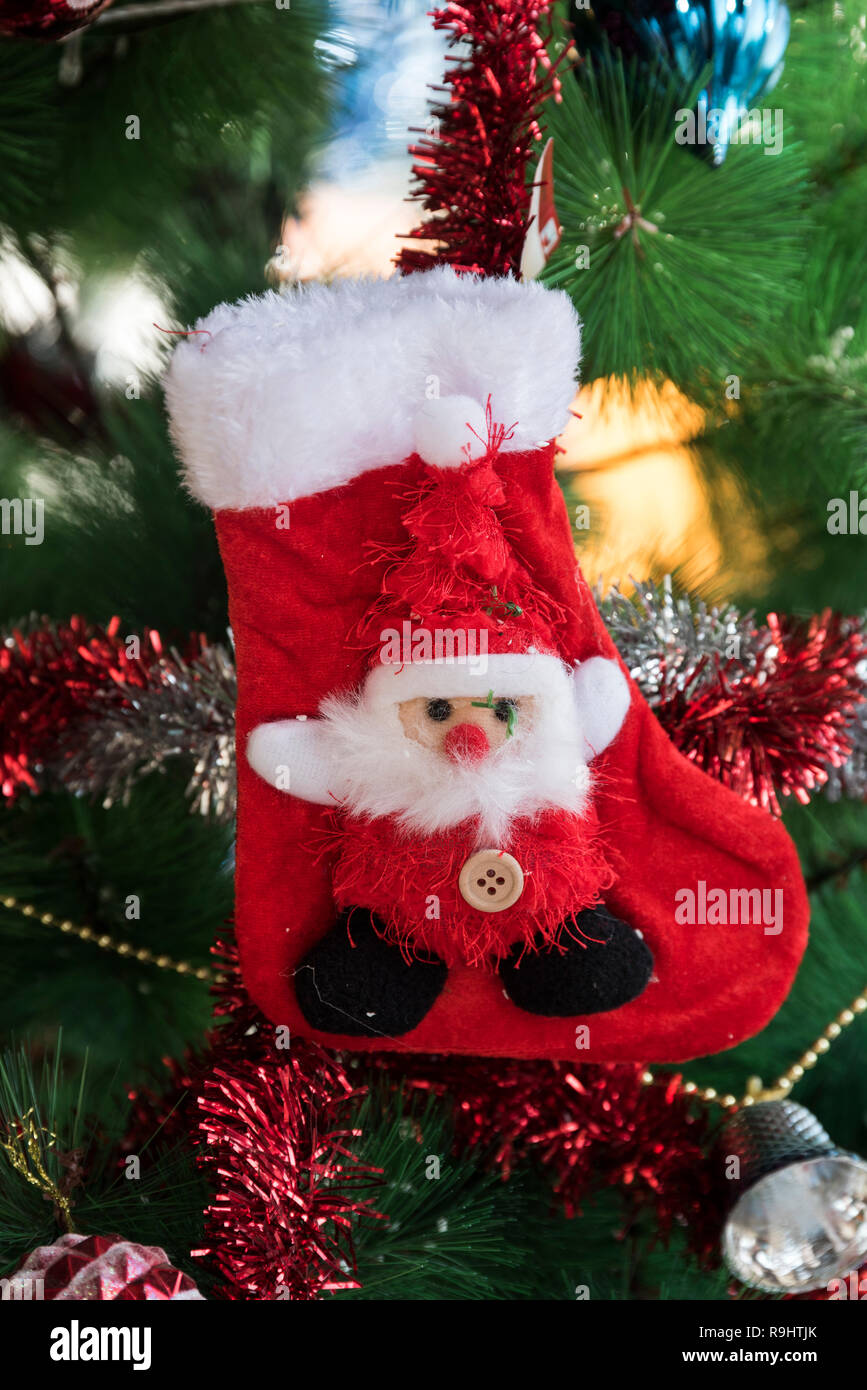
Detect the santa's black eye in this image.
<box><xmin>493</xmin><ymin>699</ymin><xmax>517</xmax><ymax>723</ymax></box>
<box><xmin>427</xmin><ymin>699</ymin><xmax>453</xmax><ymax>722</ymax></box>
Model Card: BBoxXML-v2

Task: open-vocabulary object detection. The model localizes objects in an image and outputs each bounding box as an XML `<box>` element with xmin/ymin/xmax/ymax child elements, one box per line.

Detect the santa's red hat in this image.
<box><xmin>361</xmin><ymin>410</ymin><xmax>578</xmax><ymax>715</ymax></box>
<box><xmin>165</xmin><ymin>266</ymin><xmax>808</xmax><ymax>1063</ymax></box>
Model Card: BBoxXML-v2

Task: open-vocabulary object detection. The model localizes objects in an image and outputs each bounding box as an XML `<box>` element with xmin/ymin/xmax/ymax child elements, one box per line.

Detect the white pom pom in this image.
<box><xmin>412</xmin><ymin>395</ymin><xmax>489</xmax><ymax>468</ymax></box>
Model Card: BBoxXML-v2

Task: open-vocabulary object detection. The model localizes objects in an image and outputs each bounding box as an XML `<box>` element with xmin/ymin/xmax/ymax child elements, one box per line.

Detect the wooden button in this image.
<box><xmin>458</xmin><ymin>849</ymin><xmax>524</xmax><ymax>913</ymax></box>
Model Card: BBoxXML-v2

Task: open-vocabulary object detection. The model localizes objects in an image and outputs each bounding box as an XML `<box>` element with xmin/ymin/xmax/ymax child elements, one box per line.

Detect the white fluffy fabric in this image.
<box><xmin>246</xmin><ymin>716</ymin><xmax>342</xmax><ymax>806</ymax></box>
<box><xmin>245</xmin><ymin>655</ymin><xmax>632</xmax><ymax>832</ymax></box>
<box><xmin>411</xmin><ymin>394</ymin><xmax>490</xmax><ymax>469</ymax></box>
<box><xmin>366</xmin><ymin>650</ymin><xmax>580</xmax><ymax>708</ymax></box>
<box><xmin>318</xmin><ymin>670</ymin><xmax>591</xmax><ymax>843</ymax></box>
<box><xmin>164</xmin><ymin>266</ymin><xmax>581</xmax><ymax>510</ymax></box>
<box><xmin>572</xmin><ymin>655</ymin><xmax>632</xmax><ymax>760</ymax></box>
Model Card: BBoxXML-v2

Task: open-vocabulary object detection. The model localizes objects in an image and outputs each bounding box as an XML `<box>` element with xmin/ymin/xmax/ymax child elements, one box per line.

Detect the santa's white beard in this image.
<box><xmin>318</xmin><ymin>688</ymin><xmax>591</xmax><ymax>844</ymax></box>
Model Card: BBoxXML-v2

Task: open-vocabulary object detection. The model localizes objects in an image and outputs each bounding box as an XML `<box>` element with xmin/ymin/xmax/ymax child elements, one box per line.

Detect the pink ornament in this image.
<box><xmin>8</xmin><ymin>1233</ymin><xmax>204</xmax><ymax>1300</ymax></box>
<box><xmin>0</xmin><ymin>0</ymin><xmax>111</xmax><ymax>40</ymax></box>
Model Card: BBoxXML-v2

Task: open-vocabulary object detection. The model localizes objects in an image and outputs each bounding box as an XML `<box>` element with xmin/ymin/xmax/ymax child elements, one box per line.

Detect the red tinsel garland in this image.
<box><xmin>0</xmin><ymin>616</ymin><xmax>161</xmax><ymax>801</ymax></box>
<box><xmin>195</xmin><ymin>1048</ymin><xmax>383</xmax><ymax>1300</ymax></box>
<box><xmin>654</xmin><ymin>611</ymin><xmax>865</xmax><ymax>817</ymax></box>
<box><xmin>374</xmin><ymin>1053</ymin><xmax>725</xmax><ymax>1264</ymax></box>
<box><xmin>0</xmin><ymin>614</ymin><xmax>217</xmax><ymax>804</ymax></box>
<box><xmin>126</xmin><ymin>938</ymin><xmax>385</xmax><ymax>1301</ymax></box>
<box><xmin>396</xmin><ymin>0</ymin><xmax>561</xmax><ymax>277</ymax></box>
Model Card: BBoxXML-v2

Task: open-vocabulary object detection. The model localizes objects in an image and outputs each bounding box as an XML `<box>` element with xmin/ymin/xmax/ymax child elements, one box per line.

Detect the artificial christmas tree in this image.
<box><xmin>1</xmin><ymin>0</ymin><xmax>867</xmax><ymax>1320</ymax></box>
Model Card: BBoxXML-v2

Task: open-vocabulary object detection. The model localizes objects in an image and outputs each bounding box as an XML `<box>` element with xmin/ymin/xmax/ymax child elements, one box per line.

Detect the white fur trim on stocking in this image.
<box><xmin>165</xmin><ymin>266</ymin><xmax>581</xmax><ymax>510</ymax></box>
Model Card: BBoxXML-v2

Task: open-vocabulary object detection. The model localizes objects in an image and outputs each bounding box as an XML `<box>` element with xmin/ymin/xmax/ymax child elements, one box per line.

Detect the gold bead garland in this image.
<box><xmin>0</xmin><ymin>889</ymin><xmax>217</xmax><ymax>1236</ymax></box>
<box><xmin>0</xmin><ymin>893</ymin><xmax>215</xmax><ymax>982</ymax></box>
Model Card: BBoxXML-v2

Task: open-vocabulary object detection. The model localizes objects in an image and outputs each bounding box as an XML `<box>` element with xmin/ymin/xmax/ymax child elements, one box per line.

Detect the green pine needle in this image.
<box><xmin>541</xmin><ymin>53</ymin><xmax>809</xmax><ymax>384</ymax></box>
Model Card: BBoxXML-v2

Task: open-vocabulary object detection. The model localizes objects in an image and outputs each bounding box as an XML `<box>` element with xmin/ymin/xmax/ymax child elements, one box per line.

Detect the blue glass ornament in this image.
<box><xmin>576</xmin><ymin>0</ymin><xmax>791</xmax><ymax>164</ymax></box>
<box><xmin>662</xmin><ymin>0</ymin><xmax>790</xmax><ymax>163</ymax></box>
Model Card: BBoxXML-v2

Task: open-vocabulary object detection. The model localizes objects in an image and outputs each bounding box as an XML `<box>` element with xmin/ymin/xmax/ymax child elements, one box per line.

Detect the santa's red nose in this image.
<box><xmin>444</xmin><ymin>722</ymin><xmax>490</xmax><ymax>764</ymax></box>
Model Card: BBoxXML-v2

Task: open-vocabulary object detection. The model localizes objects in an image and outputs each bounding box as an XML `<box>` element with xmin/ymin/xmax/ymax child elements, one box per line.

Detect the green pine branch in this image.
<box><xmin>540</xmin><ymin>51</ymin><xmax>808</xmax><ymax>384</ymax></box>
<box><xmin>0</xmin><ymin>775</ymin><xmax>231</xmax><ymax>1079</ymax></box>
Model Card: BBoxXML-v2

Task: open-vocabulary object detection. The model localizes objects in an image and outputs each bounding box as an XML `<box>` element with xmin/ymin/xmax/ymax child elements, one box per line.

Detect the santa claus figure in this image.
<box><xmin>247</xmin><ymin>618</ymin><xmax>654</xmax><ymax>1037</ymax></box>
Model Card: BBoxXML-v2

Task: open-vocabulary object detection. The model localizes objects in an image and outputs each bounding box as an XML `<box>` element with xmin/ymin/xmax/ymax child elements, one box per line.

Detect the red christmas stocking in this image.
<box><xmin>166</xmin><ymin>267</ymin><xmax>808</xmax><ymax>1062</ymax></box>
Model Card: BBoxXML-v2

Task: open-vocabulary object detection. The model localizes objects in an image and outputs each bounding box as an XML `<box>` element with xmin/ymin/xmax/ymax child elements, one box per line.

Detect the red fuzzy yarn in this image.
<box><xmin>329</xmin><ymin>806</ymin><xmax>616</xmax><ymax>969</ymax></box>
<box><xmin>402</xmin><ymin>464</ymin><xmax>513</xmax><ymax>584</ymax></box>
<box><xmin>362</xmin><ymin>450</ymin><xmax>567</xmax><ymax>654</ymax></box>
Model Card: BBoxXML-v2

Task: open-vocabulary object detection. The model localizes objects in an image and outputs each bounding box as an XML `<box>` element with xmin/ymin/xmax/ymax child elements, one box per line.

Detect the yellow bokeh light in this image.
<box><xmin>558</xmin><ymin>378</ymin><xmax>769</xmax><ymax>599</ymax></box>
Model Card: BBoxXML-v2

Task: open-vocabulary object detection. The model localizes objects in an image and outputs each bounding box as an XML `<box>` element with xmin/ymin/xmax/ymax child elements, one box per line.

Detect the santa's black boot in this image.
<box><xmin>294</xmin><ymin>909</ymin><xmax>447</xmax><ymax>1038</ymax></box>
<box><xmin>499</xmin><ymin>906</ymin><xmax>653</xmax><ymax>1017</ymax></box>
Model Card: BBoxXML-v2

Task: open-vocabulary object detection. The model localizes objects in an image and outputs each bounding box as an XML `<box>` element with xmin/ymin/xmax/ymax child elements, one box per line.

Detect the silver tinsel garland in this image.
<box><xmin>35</xmin><ymin>579</ymin><xmax>867</xmax><ymax>819</ymax></box>
<box><xmin>57</xmin><ymin>639</ymin><xmax>237</xmax><ymax>821</ymax></box>
<box><xmin>600</xmin><ymin>577</ymin><xmax>867</xmax><ymax>805</ymax></box>
<box><xmin>596</xmin><ymin>575</ymin><xmax>765</xmax><ymax>705</ymax></box>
